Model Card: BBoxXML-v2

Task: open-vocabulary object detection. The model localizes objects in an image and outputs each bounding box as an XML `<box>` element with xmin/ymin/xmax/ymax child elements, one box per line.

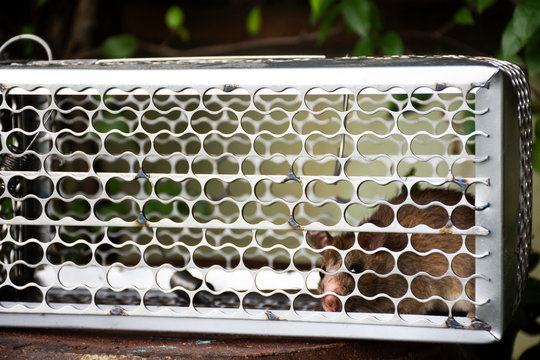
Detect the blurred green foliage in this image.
<box><xmin>498</xmin><ymin>0</ymin><xmax>540</xmax><ymax>173</ymax></box>
<box><xmin>310</xmin><ymin>0</ymin><xmax>403</xmax><ymax>56</ymax></box>
<box><xmin>101</xmin><ymin>34</ymin><xmax>138</xmax><ymax>58</ymax></box>
<box><xmin>454</xmin><ymin>6</ymin><xmax>475</xmax><ymax>25</ymax></box>
<box><xmin>501</xmin><ymin>0</ymin><xmax>540</xmax><ymax>76</ymax></box>
<box><xmin>246</xmin><ymin>6</ymin><xmax>262</xmax><ymax>36</ymax></box>
<box><xmin>165</xmin><ymin>5</ymin><xmax>190</xmax><ymax>43</ymax></box>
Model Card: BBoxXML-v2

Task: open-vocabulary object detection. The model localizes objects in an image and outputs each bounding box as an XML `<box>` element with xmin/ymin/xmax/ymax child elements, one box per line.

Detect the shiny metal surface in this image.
<box><xmin>0</xmin><ymin>56</ymin><xmax>531</xmax><ymax>343</ymax></box>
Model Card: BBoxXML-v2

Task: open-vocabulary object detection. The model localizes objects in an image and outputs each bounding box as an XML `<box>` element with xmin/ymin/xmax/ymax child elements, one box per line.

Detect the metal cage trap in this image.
<box><xmin>0</xmin><ymin>54</ymin><xmax>532</xmax><ymax>343</ymax></box>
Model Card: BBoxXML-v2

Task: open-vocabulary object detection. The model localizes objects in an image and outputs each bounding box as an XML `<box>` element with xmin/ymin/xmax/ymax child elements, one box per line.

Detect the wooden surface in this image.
<box><xmin>0</xmin><ymin>328</ymin><xmax>508</xmax><ymax>360</ymax></box>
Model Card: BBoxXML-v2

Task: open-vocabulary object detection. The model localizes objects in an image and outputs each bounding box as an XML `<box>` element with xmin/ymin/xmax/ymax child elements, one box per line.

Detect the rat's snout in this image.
<box><xmin>322</xmin><ymin>294</ymin><xmax>342</xmax><ymax>312</ymax></box>
<box><xmin>320</xmin><ymin>272</ymin><xmax>355</xmax><ymax>312</ymax></box>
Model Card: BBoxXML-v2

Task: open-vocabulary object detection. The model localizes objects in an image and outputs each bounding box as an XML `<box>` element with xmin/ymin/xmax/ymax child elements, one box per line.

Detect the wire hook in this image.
<box><xmin>0</xmin><ymin>34</ymin><xmax>53</xmax><ymax>61</ymax></box>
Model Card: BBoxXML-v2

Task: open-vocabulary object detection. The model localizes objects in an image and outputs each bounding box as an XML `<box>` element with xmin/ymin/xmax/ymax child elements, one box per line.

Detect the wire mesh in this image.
<box><xmin>0</xmin><ymin>56</ymin><xmax>531</xmax><ymax>342</ymax></box>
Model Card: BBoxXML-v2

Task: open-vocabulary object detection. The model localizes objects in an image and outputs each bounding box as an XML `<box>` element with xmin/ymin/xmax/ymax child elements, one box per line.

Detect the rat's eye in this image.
<box><xmin>319</xmin><ymin>265</ymin><xmax>327</xmax><ymax>279</ymax></box>
<box><xmin>349</xmin><ymin>264</ymin><xmax>362</xmax><ymax>274</ymax></box>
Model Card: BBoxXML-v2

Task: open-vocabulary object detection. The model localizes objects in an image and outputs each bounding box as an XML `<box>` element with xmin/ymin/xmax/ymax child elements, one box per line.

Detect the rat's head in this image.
<box><xmin>307</xmin><ymin>230</ymin><xmax>388</xmax><ymax>312</ymax></box>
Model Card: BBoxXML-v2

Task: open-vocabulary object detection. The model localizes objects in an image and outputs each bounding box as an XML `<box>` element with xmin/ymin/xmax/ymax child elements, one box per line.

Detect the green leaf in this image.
<box><xmin>165</xmin><ymin>5</ymin><xmax>184</xmax><ymax>30</ymax></box>
<box><xmin>193</xmin><ymin>201</ymin><xmax>212</xmax><ymax>216</ymax></box>
<box><xmin>317</xmin><ymin>4</ymin><xmax>341</xmax><ymax>44</ymax></box>
<box><xmin>511</xmin><ymin>0</ymin><xmax>540</xmax><ymax>43</ymax></box>
<box><xmin>101</xmin><ymin>34</ymin><xmax>138</xmax><ymax>58</ymax></box>
<box><xmin>500</xmin><ymin>0</ymin><xmax>540</xmax><ymax>59</ymax></box>
<box><xmin>380</xmin><ymin>31</ymin><xmax>403</xmax><ymax>55</ymax></box>
<box><xmin>369</xmin><ymin>0</ymin><xmax>381</xmax><ymax>34</ymax></box>
<box><xmin>310</xmin><ymin>0</ymin><xmax>323</xmax><ymax>22</ymax></box>
<box><xmin>310</xmin><ymin>0</ymin><xmax>335</xmax><ymax>23</ymax></box>
<box><xmin>476</xmin><ymin>0</ymin><xmax>495</xmax><ymax>14</ymax></box>
<box><xmin>165</xmin><ymin>5</ymin><xmax>190</xmax><ymax>42</ymax></box>
<box><xmin>246</xmin><ymin>6</ymin><xmax>262</xmax><ymax>36</ymax></box>
<box><xmin>343</xmin><ymin>0</ymin><xmax>372</xmax><ymax>37</ymax></box>
<box><xmin>353</xmin><ymin>37</ymin><xmax>374</xmax><ymax>56</ymax></box>
<box><xmin>310</xmin><ymin>0</ymin><xmax>322</xmax><ymax>14</ymax></box>
<box><xmin>502</xmin><ymin>19</ymin><xmax>525</xmax><ymax>59</ymax></box>
<box><xmin>177</xmin><ymin>27</ymin><xmax>190</xmax><ymax>43</ymax></box>
<box><xmin>454</xmin><ymin>7</ymin><xmax>474</xmax><ymax>25</ymax></box>
<box><xmin>525</xmin><ymin>29</ymin><xmax>540</xmax><ymax>77</ymax></box>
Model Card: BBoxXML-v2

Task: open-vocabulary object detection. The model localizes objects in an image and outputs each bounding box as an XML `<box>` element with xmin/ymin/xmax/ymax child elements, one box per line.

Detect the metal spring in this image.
<box><xmin>0</xmin><ymin>153</ymin><xmax>34</xmax><ymax>195</ymax></box>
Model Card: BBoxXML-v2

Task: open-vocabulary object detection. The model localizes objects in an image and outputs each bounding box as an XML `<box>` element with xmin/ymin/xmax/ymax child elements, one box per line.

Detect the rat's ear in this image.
<box><xmin>358</xmin><ymin>233</ymin><xmax>385</xmax><ymax>251</ymax></box>
<box><xmin>307</xmin><ymin>231</ymin><xmax>333</xmax><ymax>249</ymax></box>
<box><xmin>358</xmin><ymin>220</ymin><xmax>387</xmax><ymax>251</ymax></box>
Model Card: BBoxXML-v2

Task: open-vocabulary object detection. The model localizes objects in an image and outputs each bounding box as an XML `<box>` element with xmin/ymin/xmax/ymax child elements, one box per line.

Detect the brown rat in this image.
<box><xmin>308</xmin><ymin>189</ymin><xmax>475</xmax><ymax>317</ymax></box>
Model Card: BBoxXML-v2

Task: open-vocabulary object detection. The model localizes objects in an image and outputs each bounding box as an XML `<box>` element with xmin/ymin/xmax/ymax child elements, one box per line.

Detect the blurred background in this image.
<box><xmin>0</xmin><ymin>0</ymin><xmax>525</xmax><ymax>60</ymax></box>
<box><xmin>0</xmin><ymin>1</ymin><xmax>539</xmax><ymax>359</ymax></box>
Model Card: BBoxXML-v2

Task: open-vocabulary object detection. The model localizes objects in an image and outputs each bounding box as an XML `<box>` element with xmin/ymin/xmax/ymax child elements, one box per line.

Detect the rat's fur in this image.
<box><xmin>308</xmin><ymin>189</ymin><xmax>475</xmax><ymax>316</ymax></box>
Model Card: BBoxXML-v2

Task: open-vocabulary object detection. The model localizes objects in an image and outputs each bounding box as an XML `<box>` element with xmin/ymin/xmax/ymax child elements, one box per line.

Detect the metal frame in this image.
<box><xmin>0</xmin><ymin>56</ymin><xmax>531</xmax><ymax>343</ymax></box>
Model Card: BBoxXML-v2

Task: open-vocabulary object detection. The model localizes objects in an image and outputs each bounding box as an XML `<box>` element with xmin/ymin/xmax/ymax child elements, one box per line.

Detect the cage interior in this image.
<box><xmin>0</xmin><ymin>81</ymin><xmax>487</xmax><ymax>327</ymax></box>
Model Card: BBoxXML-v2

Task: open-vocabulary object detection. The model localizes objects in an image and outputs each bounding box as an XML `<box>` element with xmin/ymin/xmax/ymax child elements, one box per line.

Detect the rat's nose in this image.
<box><xmin>322</xmin><ymin>294</ymin><xmax>342</xmax><ymax>312</ymax></box>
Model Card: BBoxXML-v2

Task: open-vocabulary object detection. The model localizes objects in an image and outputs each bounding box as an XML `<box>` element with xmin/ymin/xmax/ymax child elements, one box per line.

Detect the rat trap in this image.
<box><xmin>0</xmin><ymin>55</ymin><xmax>532</xmax><ymax>343</ymax></box>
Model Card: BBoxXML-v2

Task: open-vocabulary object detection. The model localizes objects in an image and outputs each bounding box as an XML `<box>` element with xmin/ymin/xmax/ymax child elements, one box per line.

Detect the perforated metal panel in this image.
<box><xmin>0</xmin><ymin>56</ymin><xmax>532</xmax><ymax>343</ymax></box>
